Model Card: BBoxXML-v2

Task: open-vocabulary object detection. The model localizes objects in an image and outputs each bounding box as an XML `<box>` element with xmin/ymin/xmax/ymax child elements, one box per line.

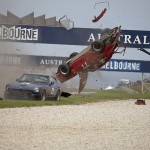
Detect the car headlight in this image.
<box><xmin>33</xmin><ymin>87</ymin><xmax>39</xmax><ymax>93</ymax></box>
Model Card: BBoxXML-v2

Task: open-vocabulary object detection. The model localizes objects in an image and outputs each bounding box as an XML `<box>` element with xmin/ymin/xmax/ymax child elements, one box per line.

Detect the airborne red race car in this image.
<box><xmin>56</xmin><ymin>26</ymin><xmax>122</xmax><ymax>92</ymax></box>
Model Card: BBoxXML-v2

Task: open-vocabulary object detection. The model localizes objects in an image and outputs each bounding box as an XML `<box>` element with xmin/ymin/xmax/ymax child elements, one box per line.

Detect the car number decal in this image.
<box><xmin>82</xmin><ymin>62</ymin><xmax>90</xmax><ymax>69</ymax></box>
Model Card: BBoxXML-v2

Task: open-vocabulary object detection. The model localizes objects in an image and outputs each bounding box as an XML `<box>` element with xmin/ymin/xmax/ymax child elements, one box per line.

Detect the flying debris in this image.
<box><xmin>92</xmin><ymin>8</ymin><xmax>107</xmax><ymax>23</ymax></box>
<box><xmin>105</xmin><ymin>86</ymin><xmax>114</xmax><ymax>90</ymax></box>
<box><xmin>16</xmin><ymin>49</ymin><xmax>21</xmax><ymax>51</ymax></box>
<box><xmin>138</xmin><ymin>48</ymin><xmax>150</xmax><ymax>55</ymax></box>
<box><xmin>59</xmin><ymin>15</ymin><xmax>74</xmax><ymax>30</ymax></box>
<box><xmin>94</xmin><ymin>1</ymin><xmax>110</xmax><ymax>9</ymax></box>
<box><xmin>56</xmin><ymin>26</ymin><xmax>124</xmax><ymax>93</ymax></box>
<box><xmin>135</xmin><ymin>99</ymin><xmax>146</xmax><ymax>105</ymax></box>
<box><xmin>92</xmin><ymin>1</ymin><xmax>110</xmax><ymax>22</ymax></box>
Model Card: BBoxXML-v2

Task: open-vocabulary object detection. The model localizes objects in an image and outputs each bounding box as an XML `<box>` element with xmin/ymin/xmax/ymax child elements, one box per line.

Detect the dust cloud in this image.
<box><xmin>0</xmin><ymin>42</ymin><xmax>30</xmax><ymax>98</ymax></box>
<box><xmin>0</xmin><ymin>41</ymin><xmax>71</xmax><ymax>98</ymax></box>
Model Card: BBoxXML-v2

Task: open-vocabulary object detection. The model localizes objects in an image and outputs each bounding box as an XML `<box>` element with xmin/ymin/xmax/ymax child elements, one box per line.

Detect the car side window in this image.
<box><xmin>34</xmin><ymin>75</ymin><xmax>49</xmax><ymax>83</ymax></box>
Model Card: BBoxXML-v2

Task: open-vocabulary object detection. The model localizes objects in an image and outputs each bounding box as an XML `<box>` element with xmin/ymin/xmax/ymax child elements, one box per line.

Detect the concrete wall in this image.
<box><xmin>0</xmin><ymin>11</ymin><xmax>59</xmax><ymax>26</ymax></box>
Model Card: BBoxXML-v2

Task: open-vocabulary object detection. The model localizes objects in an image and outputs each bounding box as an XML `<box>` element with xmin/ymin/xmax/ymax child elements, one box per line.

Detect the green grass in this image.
<box><xmin>130</xmin><ymin>85</ymin><xmax>142</xmax><ymax>92</ymax></box>
<box><xmin>0</xmin><ymin>90</ymin><xmax>149</xmax><ymax>109</ymax></box>
<box><xmin>130</xmin><ymin>83</ymin><xmax>150</xmax><ymax>93</ymax></box>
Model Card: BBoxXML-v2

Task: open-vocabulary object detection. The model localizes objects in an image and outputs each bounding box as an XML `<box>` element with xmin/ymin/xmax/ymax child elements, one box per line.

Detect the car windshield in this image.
<box><xmin>18</xmin><ymin>74</ymin><xmax>49</xmax><ymax>83</ymax></box>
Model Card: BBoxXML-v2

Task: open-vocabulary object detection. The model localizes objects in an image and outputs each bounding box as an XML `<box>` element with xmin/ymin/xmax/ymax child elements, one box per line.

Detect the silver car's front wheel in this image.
<box><xmin>40</xmin><ymin>90</ymin><xmax>46</xmax><ymax>101</ymax></box>
<box><xmin>54</xmin><ymin>90</ymin><xmax>61</xmax><ymax>101</ymax></box>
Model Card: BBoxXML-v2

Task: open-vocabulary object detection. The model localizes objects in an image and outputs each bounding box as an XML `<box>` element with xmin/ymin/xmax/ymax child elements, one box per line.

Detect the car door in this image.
<box><xmin>47</xmin><ymin>76</ymin><xmax>58</xmax><ymax>97</ymax></box>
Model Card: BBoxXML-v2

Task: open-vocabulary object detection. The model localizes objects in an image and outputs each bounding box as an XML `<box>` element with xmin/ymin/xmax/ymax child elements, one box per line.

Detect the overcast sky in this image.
<box><xmin>0</xmin><ymin>0</ymin><xmax>150</xmax><ymax>88</ymax></box>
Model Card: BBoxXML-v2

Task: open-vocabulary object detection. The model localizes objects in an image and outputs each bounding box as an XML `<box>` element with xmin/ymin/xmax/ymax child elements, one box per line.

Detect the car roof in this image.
<box><xmin>23</xmin><ymin>73</ymin><xmax>51</xmax><ymax>77</ymax></box>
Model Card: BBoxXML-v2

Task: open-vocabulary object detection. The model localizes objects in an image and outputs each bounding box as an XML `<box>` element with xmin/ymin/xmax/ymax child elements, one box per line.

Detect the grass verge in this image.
<box><xmin>0</xmin><ymin>90</ymin><xmax>149</xmax><ymax>108</ymax></box>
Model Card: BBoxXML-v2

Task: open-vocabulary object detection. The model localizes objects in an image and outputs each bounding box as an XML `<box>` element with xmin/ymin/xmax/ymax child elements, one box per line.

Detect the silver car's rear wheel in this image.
<box><xmin>54</xmin><ymin>90</ymin><xmax>61</xmax><ymax>101</ymax></box>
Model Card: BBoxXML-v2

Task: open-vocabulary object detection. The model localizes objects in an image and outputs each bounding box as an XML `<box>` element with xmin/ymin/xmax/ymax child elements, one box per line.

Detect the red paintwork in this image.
<box><xmin>92</xmin><ymin>8</ymin><xmax>107</xmax><ymax>23</ymax></box>
<box><xmin>56</xmin><ymin>26</ymin><xmax>121</xmax><ymax>83</ymax></box>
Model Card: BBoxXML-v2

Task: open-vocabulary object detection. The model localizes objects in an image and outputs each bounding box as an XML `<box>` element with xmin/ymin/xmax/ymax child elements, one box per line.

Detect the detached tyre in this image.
<box><xmin>91</xmin><ymin>41</ymin><xmax>104</xmax><ymax>54</ymax></box>
<box><xmin>58</xmin><ymin>64</ymin><xmax>70</xmax><ymax>77</ymax></box>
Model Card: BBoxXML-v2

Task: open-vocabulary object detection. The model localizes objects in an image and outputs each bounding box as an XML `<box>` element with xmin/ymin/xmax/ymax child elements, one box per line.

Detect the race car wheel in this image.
<box><xmin>69</xmin><ymin>52</ymin><xmax>78</xmax><ymax>58</ymax></box>
<box><xmin>58</xmin><ymin>64</ymin><xmax>70</xmax><ymax>77</ymax></box>
<box><xmin>91</xmin><ymin>41</ymin><xmax>104</xmax><ymax>54</ymax></box>
<box><xmin>66</xmin><ymin>52</ymin><xmax>78</xmax><ymax>63</ymax></box>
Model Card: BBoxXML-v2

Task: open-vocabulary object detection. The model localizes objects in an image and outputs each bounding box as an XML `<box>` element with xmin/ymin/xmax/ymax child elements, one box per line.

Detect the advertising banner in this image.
<box><xmin>101</xmin><ymin>59</ymin><xmax>150</xmax><ymax>73</ymax></box>
<box><xmin>0</xmin><ymin>54</ymin><xmax>150</xmax><ymax>73</ymax></box>
<box><xmin>0</xmin><ymin>25</ymin><xmax>150</xmax><ymax>48</ymax></box>
<box><xmin>0</xmin><ymin>54</ymin><xmax>66</xmax><ymax>67</ymax></box>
